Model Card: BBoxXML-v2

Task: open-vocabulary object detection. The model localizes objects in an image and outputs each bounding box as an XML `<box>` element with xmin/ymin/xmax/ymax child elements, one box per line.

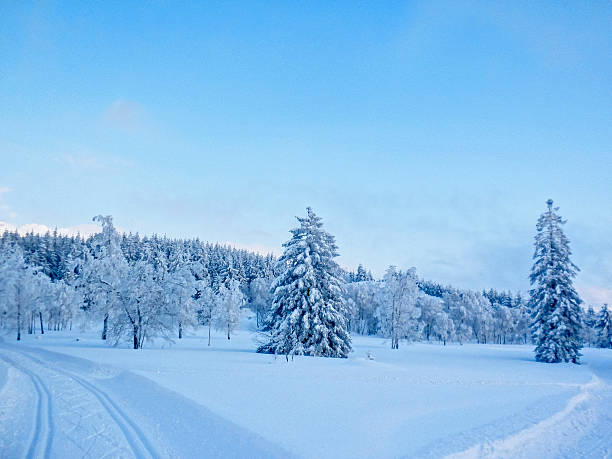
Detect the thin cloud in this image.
<box><xmin>60</xmin><ymin>153</ymin><xmax>105</xmax><ymax>170</ymax></box>
<box><xmin>55</xmin><ymin>151</ymin><xmax>133</xmax><ymax>172</ymax></box>
<box><xmin>101</xmin><ymin>99</ymin><xmax>149</xmax><ymax>133</ymax></box>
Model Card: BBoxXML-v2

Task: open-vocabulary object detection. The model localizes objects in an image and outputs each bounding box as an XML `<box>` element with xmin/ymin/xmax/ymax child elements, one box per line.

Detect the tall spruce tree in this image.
<box><xmin>583</xmin><ymin>305</ymin><xmax>598</xmax><ymax>347</ymax></box>
<box><xmin>530</xmin><ymin>199</ymin><xmax>582</xmax><ymax>363</ymax></box>
<box><xmin>595</xmin><ymin>304</ymin><xmax>612</xmax><ymax>349</ymax></box>
<box><xmin>258</xmin><ymin>208</ymin><xmax>351</xmax><ymax>358</ymax></box>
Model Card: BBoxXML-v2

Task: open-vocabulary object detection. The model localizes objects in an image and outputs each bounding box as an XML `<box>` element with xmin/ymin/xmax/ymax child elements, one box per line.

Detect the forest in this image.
<box><xmin>0</xmin><ymin>209</ymin><xmax>610</xmax><ymax>354</ymax></box>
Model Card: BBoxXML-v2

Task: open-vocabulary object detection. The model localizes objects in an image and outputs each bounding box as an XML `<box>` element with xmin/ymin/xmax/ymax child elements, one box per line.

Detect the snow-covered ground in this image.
<box><xmin>1</xmin><ymin>323</ymin><xmax>611</xmax><ymax>458</ymax></box>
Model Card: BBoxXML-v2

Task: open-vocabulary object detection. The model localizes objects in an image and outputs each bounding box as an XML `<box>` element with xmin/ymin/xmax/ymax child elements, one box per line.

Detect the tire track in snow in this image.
<box><xmin>14</xmin><ymin>347</ymin><xmax>160</xmax><ymax>459</ymax></box>
<box><xmin>445</xmin><ymin>374</ymin><xmax>605</xmax><ymax>459</ymax></box>
<box><xmin>0</xmin><ymin>353</ymin><xmax>54</xmax><ymax>459</ymax></box>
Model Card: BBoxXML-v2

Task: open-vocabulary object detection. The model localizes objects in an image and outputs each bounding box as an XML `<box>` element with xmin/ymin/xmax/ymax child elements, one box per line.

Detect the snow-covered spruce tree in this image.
<box><xmin>530</xmin><ymin>199</ymin><xmax>583</xmax><ymax>363</ymax></box>
<box><xmin>595</xmin><ymin>304</ymin><xmax>612</xmax><ymax>349</ymax></box>
<box><xmin>258</xmin><ymin>208</ymin><xmax>352</xmax><ymax>358</ymax></box>
<box><xmin>583</xmin><ymin>305</ymin><xmax>598</xmax><ymax>347</ymax></box>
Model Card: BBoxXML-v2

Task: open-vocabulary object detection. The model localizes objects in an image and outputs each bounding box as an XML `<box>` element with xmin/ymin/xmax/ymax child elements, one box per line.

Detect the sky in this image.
<box><xmin>1</xmin><ymin>1</ymin><xmax>611</xmax><ymax>304</ymax></box>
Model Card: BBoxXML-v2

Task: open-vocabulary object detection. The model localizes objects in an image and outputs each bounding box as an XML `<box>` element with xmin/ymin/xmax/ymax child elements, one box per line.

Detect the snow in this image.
<box><xmin>1</xmin><ymin>324</ymin><xmax>611</xmax><ymax>458</ymax></box>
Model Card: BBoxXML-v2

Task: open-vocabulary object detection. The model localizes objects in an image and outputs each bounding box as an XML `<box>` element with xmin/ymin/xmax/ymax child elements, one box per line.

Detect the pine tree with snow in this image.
<box><xmin>583</xmin><ymin>305</ymin><xmax>598</xmax><ymax>347</ymax></box>
<box><xmin>355</xmin><ymin>264</ymin><xmax>369</xmax><ymax>282</ymax></box>
<box><xmin>529</xmin><ymin>199</ymin><xmax>582</xmax><ymax>363</ymax></box>
<box><xmin>258</xmin><ymin>208</ymin><xmax>351</xmax><ymax>358</ymax></box>
<box><xmin>595</xmin><ymin>304</ymin><xmax>612</xmax><ymax>349</ymax></box>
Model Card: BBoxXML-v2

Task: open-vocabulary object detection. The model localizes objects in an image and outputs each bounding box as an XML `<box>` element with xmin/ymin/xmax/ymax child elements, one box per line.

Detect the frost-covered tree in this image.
<box><xmin>197</xmin><ymin>284</ymin><xmax>217</xmax><ymax>345</ymax></box>
<box><xmin>81</xmin><ymin>215</ymin><xmax>129</xmax><ymax>340</ymax></box>
<box><xmin>465</xmin><ymin>291</ymin><xmax>492</xmax><ymax>344</ymax></box>
<box><xmin>248</xmin><ymin>276</ymin><xmax>272</xmax><ymax>329</ymax></box>
<box><xmin>444</xmin><ymin>291</ymin><xmax>472</xmax><ymax>344</ymax></box>
<box><xmin>514</xmin><ymin>295</ymin><xmax>531</xmax><ymax>344</ymax></box>
<box><xmin>418</xmin><ymin>294</ymin><xmax>444</xmax><ymax>341</ymax></box>
<box><xmin>344</xmin><ymin>280</ymin><xmax>380</xmax><ymax>335</ymax></box>
<box><xmin>258</xmin><ymin>208</ymin><xmax>351</xmax><ymax>358</ymax></box>
<box><xmin>595</xmin><ymin>304</ymin><xmax>612</xmax><ymax>349</ymax></box>
<box><xmin>108</xmin><ymin>261</ymin><xmax>173</xmax><ymax>349</ymax></box>
<box><xmin>530</xmin><ymin>200</ymin><xmax>582</xmax><ymax>363</ymax></box>
<box><xmin>377</xmin><ymin>266</ymin><xmax>421</xmax><ymax>349</ymax></box>
<box><xmin>215</xmin><ymin>279</ymin><xmax>243</xmax><ymax>340</ymax></box>
<box><xmin>165</xmin><ymin>261</ymin><xmax>198</xmax><ymax>339</ymax></box>
<box><xmin>48</xmin><ymin>280</ymin><xmax>81</xmax><ymax>331</ymax></box>
<box><xmin>433</xmin><ymin>310</ymin><xmax>454</xmax><ymax>345</ymax></box>
<box><xmin>0</xmin><ymin>245</ymin><xmax>51</xmax><ymax>340</ymax></box>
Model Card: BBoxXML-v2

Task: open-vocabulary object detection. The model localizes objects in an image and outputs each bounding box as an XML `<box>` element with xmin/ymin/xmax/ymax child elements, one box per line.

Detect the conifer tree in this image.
<box><xmin>529</xmin><ymin>199</ymin><xmax>582</xmax><ymax>363</ymax></box>
<box><xmin>595</xmin><ymin>304</ymin><xmax>612</xmax><ymax>349</ymax></box>
<box><xmin>583</xmin><ymin>305</ymin><xmax>598</xmax><ymax>347</ymax></box>
<box><xmin>258</xmin><ymin>208</ymin><xmax>351</xmax><ymax>358</ymax></box>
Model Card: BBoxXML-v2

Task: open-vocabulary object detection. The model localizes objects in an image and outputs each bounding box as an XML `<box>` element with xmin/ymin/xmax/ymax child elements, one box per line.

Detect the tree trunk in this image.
<box><xmin>227</xmin><ymin>323</ymin><xmax>230</xmax><ymax>340</ymax></box>
<box><xmin>102</xmin><ymin>313</ymin><xmax>108</xmax><ymax>340</ymax></box>
<box><xmin>133</xmin><ymin>325</ymin><xmax>139</xmax><ymax>350</ymax></box>
<box><xmin>39</xmin><ymin>311</ymin><xmax>44</xmax><ymax>334</ymax></box>
<box><xmin>17</xmin><ymin>300</ymin><xmax>21</xmax><ymax>341</ymax></box>
<box><xmin>208</xmin><ymin>322</ymin><xmax>211</xmax><ymax>346</ymax></box>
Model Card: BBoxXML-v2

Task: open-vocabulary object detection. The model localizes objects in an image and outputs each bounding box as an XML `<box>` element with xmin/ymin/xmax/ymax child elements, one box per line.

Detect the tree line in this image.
<box><xmin>1</xmin><ymin>204</ymin><xmax>610</xmax><ymax>360</ymax></box>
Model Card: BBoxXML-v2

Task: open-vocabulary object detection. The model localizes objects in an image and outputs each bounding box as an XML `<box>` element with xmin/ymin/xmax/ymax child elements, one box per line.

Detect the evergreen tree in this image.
<box><xmin>530</xmin><ymin>199</ymin><xmax>582</xmax><ymax>363</ymax></box>
<box><xmin>583</xmin><ymin>305</ymin><xmax>598</xmax><ymax>347</ymax></box>
<box><xmin>258</xmin><ymin>208</ymin><xmax>351</xmax><ymax>358</ymax></box>
<box><xmin>355</xmin><ymin>264</ymin><xmax>370</xmax><ymax>282</ymax></box>
<box><xmin>595</xmin><ymin>304</ymin><xmax>612</xmax><ymax>349</ymax></box>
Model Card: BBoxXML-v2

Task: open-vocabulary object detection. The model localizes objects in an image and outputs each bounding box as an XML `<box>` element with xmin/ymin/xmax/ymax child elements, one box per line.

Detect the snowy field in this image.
<box><xmin>1</xmin><ymin>324</ymin><xmax>611</xmax><ymax>459</ymax></box>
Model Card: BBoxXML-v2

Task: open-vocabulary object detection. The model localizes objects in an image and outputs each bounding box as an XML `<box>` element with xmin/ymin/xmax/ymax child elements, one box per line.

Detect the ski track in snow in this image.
<box><xmin>20</xmin><ymin>348</ymin><xmax>159</xmax><ymax>458</ymax></box>
<box><xmin>445</xmin><ymin>366</ymin><xmax>611</xmax><ymax>459</ymax></box>
<box><xmin>0</xmin><ymin>353</ymin><xmax>53</xmax><ymax>459</ymax></box>
<box><xmin>0</xmin><ymin>344</ymin><xmax>153</xmax><ymax>458</ymax></box>
<box><xmin>0</xmin><ymin>338</ymin><xmax>289</xmax><ymax>459</ymax></box>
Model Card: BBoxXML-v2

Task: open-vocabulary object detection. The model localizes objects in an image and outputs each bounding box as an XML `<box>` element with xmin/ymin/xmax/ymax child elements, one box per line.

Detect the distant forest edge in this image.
<box><xmin>0</xmin><ymin>212</ymin><xmax>609</xmax><ymax>352</ymax></box>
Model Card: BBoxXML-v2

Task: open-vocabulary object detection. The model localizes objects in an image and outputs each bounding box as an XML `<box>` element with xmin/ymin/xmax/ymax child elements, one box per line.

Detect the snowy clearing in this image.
<box><xmin>1</xmin><ymin>327</ymin><xmax>610</xmax><ymax>458</ymax></box>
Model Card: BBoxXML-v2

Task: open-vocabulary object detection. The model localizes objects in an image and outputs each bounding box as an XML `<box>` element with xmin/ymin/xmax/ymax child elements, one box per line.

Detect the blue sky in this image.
<box><xmin>1</xmin><ymin>1</ymin><xmax>611</xmax><ymax>304</ymax></box>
